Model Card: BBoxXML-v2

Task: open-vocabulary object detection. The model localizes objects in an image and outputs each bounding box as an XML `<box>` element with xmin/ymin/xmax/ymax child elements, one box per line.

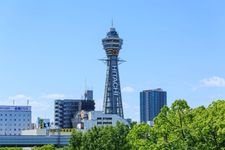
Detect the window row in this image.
<box><xmin>0</xmin><ymin>114</ymin><xmax>30</xmax><ymax>117</ymax></box>
<box><xmin>0</xmin><ymin>119</ymin><xmax>30</xmax><ymax>121</ymax></box>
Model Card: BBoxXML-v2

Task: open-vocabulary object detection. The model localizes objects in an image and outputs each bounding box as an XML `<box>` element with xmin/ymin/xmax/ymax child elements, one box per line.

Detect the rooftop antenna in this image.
<box><xmin>111</xmin><ymin>19</ymin><xmax>114</xmax><ymax>27</ymax></box>
<box><xmin>27</xmin><ymin>99</ymin><xmax>29</xmax><ymax>106</ymax></box>
<box><xmin>13</xmin><ymin>99</ymin><xmax>15</xmax><ymax>105</ymax></box>
<box><xmin>85</xmin><ymin>78</ymin><xmax>87</xmax><ymax>92</ymax></box>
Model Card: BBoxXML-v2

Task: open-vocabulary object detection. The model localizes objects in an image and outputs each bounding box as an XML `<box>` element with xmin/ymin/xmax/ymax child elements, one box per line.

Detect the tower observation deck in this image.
<box><xmin>102</xmin><ymin>27</ymin><xmax>124</xmax><ymax>118</ymax></box>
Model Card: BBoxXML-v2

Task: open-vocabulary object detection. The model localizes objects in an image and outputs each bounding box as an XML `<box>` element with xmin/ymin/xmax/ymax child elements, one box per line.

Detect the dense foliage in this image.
<box><xmin>69</xmin><ymin>122</ymin><xmax>130</xmax><ymax>150</ymax></box>
<box><xmin>69</xmin><ymin>99</ymin><xmax>225</xmax><ymax>150</ymax></box>
<box><xmin>33</xmin><ymin>144</ymin><xmax>55</xmax><ymax>150</ymax></box>
<box><xmin>0</xmin><ymin>148</ymin><xmax>22</xmax><ymax>150</ymax></box>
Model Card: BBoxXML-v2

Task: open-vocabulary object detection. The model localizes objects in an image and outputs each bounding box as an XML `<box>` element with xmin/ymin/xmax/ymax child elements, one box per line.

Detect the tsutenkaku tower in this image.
<box><xmin>102</xmin><ymin>26</ymin><xmax>124</xmax><ymax>118</ymax></box>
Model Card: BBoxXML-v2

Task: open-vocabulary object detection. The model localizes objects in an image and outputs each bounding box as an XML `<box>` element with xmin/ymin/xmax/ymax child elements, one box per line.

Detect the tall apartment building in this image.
<box><xmin>0</xmin><ymin>105</ymin><xmax>31</xmax><ymax>135</ymax></box>
<box><xmin>140</xmin><ymin>88</ymin><xmax>167</xmax><ymax>123</ymax></box>
<box><xmin>54</xmin><ymin>90</ymin><xmax>95</xmax><ymax>128</ymax></box>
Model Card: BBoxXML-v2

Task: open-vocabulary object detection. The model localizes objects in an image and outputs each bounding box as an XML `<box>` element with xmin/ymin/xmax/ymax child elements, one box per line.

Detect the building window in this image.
<box><xmin>103</xmin><ymin>122</ymin><xmax>112</xmax><ymax>124</ymax></box>
<box><xmin>103</xmin><ymin>117</ymin><xmax>112</xmax><ymax>120</ymax></box>
<box><xmin>97</xmin><ymin>117</ymin><xmax>102</xmax><ymax>120</ymax></box>
<box><xmin>97</xmin><ymin>122</ymin><xmax>102</xmax><ymax>125</ymax></box>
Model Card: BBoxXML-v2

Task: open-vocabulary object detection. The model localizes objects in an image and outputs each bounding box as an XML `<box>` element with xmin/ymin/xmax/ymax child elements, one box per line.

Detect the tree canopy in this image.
<box><xmin>69</xmin><ymin>99</ymin><xmax>225</xmax><ymax>150</ymax></box>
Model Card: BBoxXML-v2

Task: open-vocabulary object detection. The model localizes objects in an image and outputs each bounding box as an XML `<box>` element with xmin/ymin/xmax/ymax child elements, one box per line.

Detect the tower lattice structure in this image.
<box><xmin>102</xmin><ymin>27</ymin><xmax>124</xmax><ymax>118</ymax></box>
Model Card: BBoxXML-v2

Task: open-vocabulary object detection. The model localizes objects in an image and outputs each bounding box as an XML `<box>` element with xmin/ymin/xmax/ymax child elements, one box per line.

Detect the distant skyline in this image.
<box><xmin>0</xmin><ymin>0</ymin><xmax>225</xmax><ymax>122</ymax></box>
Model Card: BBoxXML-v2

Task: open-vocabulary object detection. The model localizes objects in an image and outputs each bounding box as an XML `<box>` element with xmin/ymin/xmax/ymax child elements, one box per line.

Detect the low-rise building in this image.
<box><xmin>37</xmin><ymin>117</ymin><xmax>50</xmax><ymax>129</ymax></box>
<box><xmin>76</xmin><ymin>111</ymin><xmax>129</xmax><ymax>131</ymax></box>
<box><xmin>0</xmin><ymin>105</ymin><xmax>31</xmax><ymax>135</ymax></box>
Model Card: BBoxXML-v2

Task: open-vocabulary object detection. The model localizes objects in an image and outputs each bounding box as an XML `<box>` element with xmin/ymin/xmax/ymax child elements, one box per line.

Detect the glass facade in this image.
<box><xmin>140</xmin><ymin>88</ymin><xmax>167</xmax><ymax>123</ymax></box>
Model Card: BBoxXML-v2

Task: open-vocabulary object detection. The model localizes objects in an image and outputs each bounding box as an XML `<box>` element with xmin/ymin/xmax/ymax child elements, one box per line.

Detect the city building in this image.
<box><xmin>71</xmin><ymin>110</ymin><xmax>89</xmax><ymax>128</ymax></box>
<box><xmin>54</xmin><ymin>90</ymin><xmax>95</xmax><ymax>128</ymax></box>
<box><xmin>84</xmin><ymin>90</ymin><xmax>93</xmax><ymax>100</ymax></box>
<box><xmin>0</xmin><ymin>105</ymin><xmax>31</xmax><ymax>135</ymax></box>
<box><xmin>37</xmin><ymin>117</ymin><xmax>50</xmax><ymax>129</ymax></box>
<box><xmin>140</xmin><ymin>88</ymin><xmax>167</xmax><ymax>123</ymax></box>
<box><xmin>75</xmin><ymin>111</ymin><xmax>129</xmax><ymax>131</ymax></box>
<box><xmin>102</xmin><ymin>26</ymin><xmax>124</xmax><ymax>118</ymax></box>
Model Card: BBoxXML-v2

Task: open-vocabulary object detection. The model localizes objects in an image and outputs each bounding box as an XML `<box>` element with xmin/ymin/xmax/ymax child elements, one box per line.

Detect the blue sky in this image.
<box><xmin>0</xmin><ymin>0</ymin><xmax>225</xmax><ymax>122</ymax></box>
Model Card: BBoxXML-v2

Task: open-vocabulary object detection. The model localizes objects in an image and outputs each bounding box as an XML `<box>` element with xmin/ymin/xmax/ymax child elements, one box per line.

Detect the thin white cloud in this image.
<box><xmin>43</xmin><ymin>94</ymin><xmax>65</xmax><ymax>99</ymax></box>
<box><xmin>201</xmin><ymin>76</ymin><xmax>225</xmax><ymax>87</ymax></box>
<box><xmin>122</xmin><ymin>86</ymin><xmax>135</xmax><ymax>93</ymax></box>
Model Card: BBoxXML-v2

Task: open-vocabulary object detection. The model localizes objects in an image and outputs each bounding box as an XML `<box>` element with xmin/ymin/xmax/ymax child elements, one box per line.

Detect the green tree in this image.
<box><xmin>0</xmin><ymin>148</ymin><xmax>22</xmax><ymax>150</ymax></box>
<box><xmin>69</xmin><ymin>123</ymin><xmax>130</xmax><ymax>150</ymax></box>
<box><xmin>190</xmin><ymin>100</ymin><xmax>225</xmax><ymax>149</ymax></box>
<box><xmin>153</xmin><ymin>100</ymin><xmax>198</xmax><ymax>149</ymax></box>
<box><xmin>33</xmin><ymin>144</ymin><xmax>55</xmax><ymax>150</ymax></box>
<box><xmin>39</xmin><ymin>118</ymin><xmax>44</xmax><ymax>129</ymax></box>
<box><xmin>112</xmin><ymin>122</ymin><xmax>130</xmax><ymax>150</ymax></box>
<box><xmin>69</xmin><ymin>129</ymin><xmax>83</xmax><ymax>150</ymax></box>
<box><xmin>152</xmin><ymin>99</ymin><xmax>225</xmax><ymax>150</ymax></box>
<box><xmin>68</xmin><ymin>100</ymin><xmax>225</xmax><ymax>150</ymax></box>
<box><xmin>81</xmin><ymin>126</ymin><xmax>115</xmax><ymax>150</ymax></box>
<box><xmin>127</xmin><ymin>123</ymin><xmax>154</xmax><ymax>150</ymax></box>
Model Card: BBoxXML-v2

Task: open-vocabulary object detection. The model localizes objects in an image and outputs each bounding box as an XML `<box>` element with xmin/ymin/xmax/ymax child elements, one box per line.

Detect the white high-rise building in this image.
<box><xmin>0</xmin><ymin>105</ymin><xmax>31</xmax><ymax>135</ymax></box>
